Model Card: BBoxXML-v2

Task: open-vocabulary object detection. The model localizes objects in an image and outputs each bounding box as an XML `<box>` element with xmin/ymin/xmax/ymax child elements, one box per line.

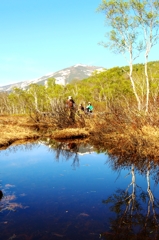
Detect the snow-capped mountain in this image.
<box><xmin>0</xmin><ymin>64</ymin><xmax>105</xmax><ymax>92</ymax></box>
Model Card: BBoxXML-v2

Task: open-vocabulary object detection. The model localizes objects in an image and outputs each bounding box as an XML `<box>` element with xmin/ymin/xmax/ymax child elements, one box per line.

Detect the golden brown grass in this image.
<box><xmin>53</xmin><ymin>128</ymin><xmax>90</xmax><ymax>139</ymax></box>
<box><xmin>0</xmin><ymin>115</ymin><xmax>40</xmax><ymax>149</ymax></box>
<box><xmin>1</xmin><ymin>114</ymin><xmax>159</xmax><ymax>163</ymax></box>
<box><xmin>89</xmin><ymin>122</ymin><xmax>159</xmax><ymax>162</ymax></box>
<box><xmin>0</xmin><ymin>115</ymin><xmax>90</xmax><ymax>149</ymax></box>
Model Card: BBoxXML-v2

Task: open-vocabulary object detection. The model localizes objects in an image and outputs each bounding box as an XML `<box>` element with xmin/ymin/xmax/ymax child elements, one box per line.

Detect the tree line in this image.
<box><xmin>0</xmin><ymin>61</ymin><xmax>159</xmax><ymax>117</ymax></box>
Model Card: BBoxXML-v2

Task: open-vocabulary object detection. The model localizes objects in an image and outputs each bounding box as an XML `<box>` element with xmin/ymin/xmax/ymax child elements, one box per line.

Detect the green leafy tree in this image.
<box><xmin>45</xmin><ymin>77</ymin><xmax>65</xmax><ymax>110</ymax></box>
<box><xmin>97</xmin><ymin>0</ymin><xmax>159</xmax><ymax>112</ymax></box>
<box><xmin>0</xmin><ymin>92</ymin><xmax>10</xmax><ymax>114</ymax></box>
<box><xmin>8</xmin><ymin>88</ymin><xmax>27</xmax><ymax>114</ymax></box>
<box><xmin>26</xmin><ymin>84</ymin><xmax>46</xmax><ymax>112</ymax></box>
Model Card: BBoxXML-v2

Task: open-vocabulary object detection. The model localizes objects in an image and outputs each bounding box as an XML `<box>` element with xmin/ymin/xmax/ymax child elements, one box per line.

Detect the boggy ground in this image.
<box><xmin>0</xmin><ymin>115</ymin><xmax>40</xmax><ymax>149</ymax></box>
<box><xmin>0</xmin><ymin>114</ymin><xmax>159</xmax><ymax>162</ymax></box>
<box><xmin>0</xmin><ymin>114</ymin><xmax>90</xmax><ymax>150</ymax></box>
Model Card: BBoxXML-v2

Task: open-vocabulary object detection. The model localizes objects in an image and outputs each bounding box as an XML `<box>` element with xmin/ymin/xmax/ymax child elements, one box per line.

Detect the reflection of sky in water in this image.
<box><xmin>0</xmin><ymin>144</ymin><xmax>158</xmax><ymax>239</ymax></box>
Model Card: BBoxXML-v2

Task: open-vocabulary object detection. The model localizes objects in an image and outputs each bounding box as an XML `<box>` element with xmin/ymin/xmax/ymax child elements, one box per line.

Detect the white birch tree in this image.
<box><xmin>97</xmin><ymin>0</ymin><xmax>159</xmax><ymax>112</ymax></box>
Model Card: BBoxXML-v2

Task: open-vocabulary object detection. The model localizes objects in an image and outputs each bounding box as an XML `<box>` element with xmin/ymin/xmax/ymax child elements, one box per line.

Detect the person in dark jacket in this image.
<box><xmin>77</xmin><ymin>103</ymin><xmax>85</xmax><ymax>117</ymax></box>
<box><xmin>66</xmin><ymin>96</ymin><xmax>75</xmax><ymax>109</ymax></box>
<box><xmin>66</xmin><ymin>96</ymin><xmax>76</xmax><ymax>122</ymax></box>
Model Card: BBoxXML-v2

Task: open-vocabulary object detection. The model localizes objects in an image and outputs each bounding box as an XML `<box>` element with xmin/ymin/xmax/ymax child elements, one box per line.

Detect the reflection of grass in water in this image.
<box><xmin>0</xmin><ymin>185</ymin><xmax>28</xmax><ymax>213</ymax></box>
<box><xmin>0</xmin><ymin>194</ymin><xmax>23</xmax><ymax>212</ymax></box>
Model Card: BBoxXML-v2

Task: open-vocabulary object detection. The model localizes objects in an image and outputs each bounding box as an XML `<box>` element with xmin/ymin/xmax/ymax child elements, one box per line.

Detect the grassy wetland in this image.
<box><xmin>1</xmin><ymin>61</ymin><xmax>159</xmax><ymax>163</ymax></box>
<box><xmin>1</xmin><ymin>107</ymin><xmax>159</xmax><ymax>163</ymax></box>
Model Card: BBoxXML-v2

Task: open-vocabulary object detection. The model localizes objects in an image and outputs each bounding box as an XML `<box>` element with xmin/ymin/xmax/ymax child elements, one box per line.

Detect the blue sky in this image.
<box><xmin>0</xmin><ymin>0</ymin><xmax>158</xmax><ymax>86</ymax></box>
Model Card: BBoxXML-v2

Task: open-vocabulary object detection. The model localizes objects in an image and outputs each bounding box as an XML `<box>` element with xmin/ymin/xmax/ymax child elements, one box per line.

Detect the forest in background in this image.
<box><xmin>0</xmin><ymin>60</ymin><xmax>159</xmax><ymax>117</ymax></box>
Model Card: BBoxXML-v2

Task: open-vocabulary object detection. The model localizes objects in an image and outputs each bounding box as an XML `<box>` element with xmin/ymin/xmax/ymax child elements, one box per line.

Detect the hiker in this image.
<box><xmin>66</xmin><ymin>96</ymin><xmax>76</xmax><ymax>122</ymax></box>
<box><xmin>79</xmin><ymin>103</ymin><xmax>84</xmax><ymax>112</ymax></box>
<box><xmin>78</xmin><ymin>103</ymin><xmax>85</xmax><ymax>116</ymax></box>
<box><xmin>66</xmin><ymin>96</ymin><xmax>75</xmax><ymax>109</ymax></box>
<box><xmin>86</xmin><ymin>102</ymin><xmax>93</xmax><ymax>113</ymax></box>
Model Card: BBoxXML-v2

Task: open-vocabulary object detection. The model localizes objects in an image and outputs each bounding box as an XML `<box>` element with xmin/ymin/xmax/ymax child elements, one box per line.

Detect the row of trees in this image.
<box><xmin>0</xmin><ymin>61</ymin><xmax>159</xmax><ymax>116</ymax></box>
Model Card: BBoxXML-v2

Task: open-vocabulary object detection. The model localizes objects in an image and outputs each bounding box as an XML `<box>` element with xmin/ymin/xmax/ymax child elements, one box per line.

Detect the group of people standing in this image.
<box><xmin>79</xmin><ymin>102</ymin><xmax>93</xmax><ymax>114</ymax></box>
<box><xmin>66</xmin><ymin>96</ymin><xmax>93</xmax><ymax>122</ymax></box>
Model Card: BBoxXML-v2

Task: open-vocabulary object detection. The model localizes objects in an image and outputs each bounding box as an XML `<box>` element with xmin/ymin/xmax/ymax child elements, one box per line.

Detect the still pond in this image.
<box><xmin>0</xmin><ymin>139</ymin><xmax>159</xmax><ymax>240</ymax></box>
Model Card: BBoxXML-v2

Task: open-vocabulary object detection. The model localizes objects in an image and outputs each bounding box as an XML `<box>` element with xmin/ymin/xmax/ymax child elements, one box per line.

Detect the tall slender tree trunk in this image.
<box><xmin>145</xmin><ymin>51</ymin><xmax>149</xmax><ymax>113</ymax></box>
<box><xmin>129</xmin><ymin>49</ymin><xmax>141</xmax><ymax>111</ymax></box>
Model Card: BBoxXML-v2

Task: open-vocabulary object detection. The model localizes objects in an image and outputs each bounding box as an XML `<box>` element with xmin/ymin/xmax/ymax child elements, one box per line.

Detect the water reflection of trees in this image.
<box><xmin>42</xmin><ymin>138</ymin><xmax>83</xmax><ymax>168</ymax></box>
<box><xmin>0</xmin><ymin>138</ymin><xmax>92</xmax><ymax>168</ymax></box>
<box><xmin>54</xmin><ymin>141</ymin><xmax>79</xmax><ymax>168</ymax></box>
<box><xmin>2</xmin><ymin>137</ymin><xmax>159</xmax><ymax>238</ymax></box>
<box><xmin>45</xmin><ymin>138</ymin><xmax>159</xmax><ymax>238</ymax></box>
<box><xmin>101</xmin><ymin>156</ymin><xmax>159</xmax><ymax>239</ymax></box>
<box><xmin>0</xmin><ymin>141</ymin><xmax>40</xmax><ymax>155</ymax></box>
<box><xmin>101</xmin><ymin>190</ymin><xmax>159</xmax><ymax>239</ymax></box>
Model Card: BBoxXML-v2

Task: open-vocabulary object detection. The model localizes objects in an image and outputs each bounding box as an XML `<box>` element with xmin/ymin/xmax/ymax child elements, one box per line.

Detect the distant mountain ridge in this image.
<box><xmin>0</xmin><ymin>64</ymin><xmax>105</xmax><ymax>92</ymax></box>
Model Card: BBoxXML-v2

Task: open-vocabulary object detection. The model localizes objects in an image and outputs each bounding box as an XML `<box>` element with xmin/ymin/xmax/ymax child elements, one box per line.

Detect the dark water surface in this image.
<box><xmin>0</xmin><ymin>141</ymin><xmax>159</xmax><ymax>240</ymax></box>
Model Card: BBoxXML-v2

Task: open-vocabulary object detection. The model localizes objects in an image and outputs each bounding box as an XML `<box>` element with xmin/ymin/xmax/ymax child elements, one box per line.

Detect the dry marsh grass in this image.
<box><xmin>89</xmin><ymin>116</ymin><xmax>159</xmax><ymax>161</ymax></box>
<box><xmin>0</xmin><ymin>115</ymin><xmax>90</xmax><ymax>149</ymax></box>
<box><xmin>0</xmin><ymin>122</ymin><xmax>39</xmax><ymax>149</ymax></box>
<box><xmin>53</xmin><ymin>128</ymin><xmax>90</xmax><ymax>139</ymax></box>
<box><xmin>1</xmin><ymin>114</ymin><xmax>159</xmax><ymax>162</ymax></box>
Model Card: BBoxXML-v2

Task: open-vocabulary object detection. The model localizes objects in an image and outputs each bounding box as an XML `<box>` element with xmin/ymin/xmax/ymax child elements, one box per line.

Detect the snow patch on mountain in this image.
<box><xmin>74</xmin><ymin>64</ymin><xmax>88</xmax><ymax>67</ymax></box>
<box><xmin>83</xmin><ymin>69</ymin><xmax>94</xmax><ymax>76</ymax></box>
<box><xmin>0</xmin><ymin>64</ymin><xmax>106</xmax><ymax>92</ymax></box>
<box><xmin>55</xmin><ymin>77</ymin><xmax>66</xmax><ymax>85</ymax></box>
<box><xmin>58</xmin><ymin>70</ymin><xmax>70</xmax><ymax>76</ymax></box>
